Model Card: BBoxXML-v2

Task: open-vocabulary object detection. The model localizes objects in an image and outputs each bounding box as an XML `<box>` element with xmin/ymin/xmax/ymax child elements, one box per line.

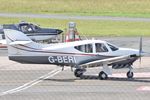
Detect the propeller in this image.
<box><xmin>139</xmin><ymin>36</ymin><xmax>142</xmax><ymax>66</ymax></box>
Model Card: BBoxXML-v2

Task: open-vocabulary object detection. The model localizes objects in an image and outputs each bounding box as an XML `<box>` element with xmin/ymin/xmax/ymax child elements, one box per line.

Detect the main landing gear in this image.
<box><xmin>98</xmin><ymin>71</ymin><xmax>108</xmax><ymax>80</ymax></box>
<box><xmin>98</xmin><ymin>63</ymin><xmax>111</xmax><ymax>80</ymax></box>
<box><xmin>74</xmin><ymin>69</ymin><xmax>85</xmax><ymax>78</ymax></box>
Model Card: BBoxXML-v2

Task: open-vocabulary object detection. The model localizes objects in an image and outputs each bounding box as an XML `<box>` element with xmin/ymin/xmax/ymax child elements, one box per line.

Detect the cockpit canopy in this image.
<box><xmin>74</xmin><ymin>41</ymin><xmax>119</xmax><ymax>53</ymax></box>
<box><xmin>18</xmin><ymin>22</ymin><xmax>40</xmax><ymax>33</ymax></box>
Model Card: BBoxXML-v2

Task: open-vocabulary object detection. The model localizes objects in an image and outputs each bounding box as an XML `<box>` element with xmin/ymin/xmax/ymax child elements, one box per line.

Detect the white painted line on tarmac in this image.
<box><xmin>111</xmin><ymin>72</ymin><xmax>150</xmax><ymax>78</ymax></box>
<box><xmin>137</xmin><ymin>86</ymin><xmax>150</xmax><ymax>91</ymax></box>
<box><xmin>0</xmin><ymin>67</ymin><xmax>68</xmax><ymax>96</ymax></box>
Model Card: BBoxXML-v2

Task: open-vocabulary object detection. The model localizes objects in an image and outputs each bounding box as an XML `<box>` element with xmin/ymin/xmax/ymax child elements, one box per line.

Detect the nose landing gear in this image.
<box><xmin>127</xmin><ymin>66</ymin><xmax>134</xmax><ymax>79</ymax></box>
<box><xmin>127</xmin><ymin>71</ymin><xmax>134</xmax><ymax>79</ymax></box>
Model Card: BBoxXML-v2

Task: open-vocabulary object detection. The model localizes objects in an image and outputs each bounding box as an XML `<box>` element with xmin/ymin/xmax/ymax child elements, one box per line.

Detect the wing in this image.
<box><xmin>80</xmin><ymin>55</ymin><xmax>136</xmax><ymax>67</ymax></box>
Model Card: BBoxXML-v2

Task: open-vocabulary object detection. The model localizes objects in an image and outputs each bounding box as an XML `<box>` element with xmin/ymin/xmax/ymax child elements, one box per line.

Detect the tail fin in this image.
<box><xmin>4</xmin><ymin>29</ymin><xmax>33</xmax><ymax>55</ymax></box>
<box><xmin>4</xmin><ymin>29</ymin><xmax>32</xmax><ymax>44</ymax></box>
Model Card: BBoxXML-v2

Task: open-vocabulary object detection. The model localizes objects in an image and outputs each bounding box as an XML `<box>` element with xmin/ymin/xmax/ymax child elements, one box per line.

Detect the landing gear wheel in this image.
<box><xmin>74</xmin><ymin>69</ymin><xmax>83</xmax><ymax>78</ymax></box>
<box><xmin>127</xmin><ymin>71</ymin><xmax>134</xmax><ymax>79</ymax></box>
<box><xmin>99</xmin><ymin>71</ymin><xmax>108</xmax><ymax>80</ymax></box>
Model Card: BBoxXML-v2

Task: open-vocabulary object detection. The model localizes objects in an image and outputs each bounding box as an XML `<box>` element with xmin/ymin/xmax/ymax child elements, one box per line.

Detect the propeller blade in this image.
<box><xmin>139</xmin><ymin>55</ymin><xmax>141</xmax><ymax>66</ymax></box>
<box><xmin>139</xmin><ymin>36</ymin><xmax>142</xmax><ymax>66</ymax></box>
<box><xmin>139</xmin><ymin>36</ymin><xmax>142</xmax><ymax>55</ymax></box>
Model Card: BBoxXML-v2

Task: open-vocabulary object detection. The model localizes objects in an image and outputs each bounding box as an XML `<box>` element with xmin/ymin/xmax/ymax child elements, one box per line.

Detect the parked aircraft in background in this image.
<box><xmin>0</xmin><ymin>21</ymin><xmax>63</xmax><ymax>41</ymax></box>
<box><xmin>4</xmin><ymin>29</ymin><xmax>144</xmax><ymax>80</ymax></box>
<box><xmin>0</xmin><ymin>39</ymin><xmax>7</xmax><ymax>49</ymax></box>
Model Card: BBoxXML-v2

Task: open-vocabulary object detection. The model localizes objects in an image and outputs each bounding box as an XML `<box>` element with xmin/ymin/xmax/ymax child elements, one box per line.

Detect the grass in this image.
<box><xmin>0</xmin><ymin>17</ymin><xmax>150</xmax><ymax>36</ymax></box>
<box><xmin>1</xmin><ymin>0</ymin><xmax>150</xmax><ymax>17</ymax></box>
<box><xmin>0</xmin><ymin>0</ymin><xmax>150</xmax><ymax>36</ymax></box>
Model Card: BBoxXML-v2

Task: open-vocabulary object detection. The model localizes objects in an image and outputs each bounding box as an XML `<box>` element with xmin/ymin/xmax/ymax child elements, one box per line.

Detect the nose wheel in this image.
<box><xmin>127</xmin><ymin>71</ymin><xmax>134</xmax><ymax>79</ymax></box>
<box><xmin>99</xmin><ymin>71</ymin><xmax>108</xmax><ymax>80</ymax></box>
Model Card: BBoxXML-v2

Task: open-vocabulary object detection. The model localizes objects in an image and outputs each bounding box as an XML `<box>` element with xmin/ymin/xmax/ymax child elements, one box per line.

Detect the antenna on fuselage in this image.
<box><xmin>81</xmin><ymin>34</ymin><xmax>88</xmax><ymax>40</ymax></box>
<box><xmin>92</xmin><ymin>37</ymin><xmax>95</xmax><ymax>40</ymax></box>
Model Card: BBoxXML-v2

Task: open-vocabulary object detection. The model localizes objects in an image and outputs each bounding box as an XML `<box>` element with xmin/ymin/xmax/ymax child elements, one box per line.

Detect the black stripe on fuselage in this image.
<box><xmin>26</xmin><ymin>33</ymin><xmax>57</xmax><ymax>36</ymax></box>
<box><xmin>9</xmin><ymin>56</ymin><xmax>77</xmax><ymax>66</ymax></box>
<box><xmin>9</xmin><ymin>55</ymin><xmax>138</xmax><ymax>69</ymax></box>
<box><xmin>8</xmin><ymin>55</ymin><xmax>113</xmax><ymax>65</ymax></box>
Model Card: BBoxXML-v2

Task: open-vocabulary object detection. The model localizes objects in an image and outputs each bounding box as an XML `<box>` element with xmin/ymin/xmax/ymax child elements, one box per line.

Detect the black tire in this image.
<box><xmin>127</xmin><ymin>71</ymin><xmax>134</xmax><ymax>79</ymax></box>
<box><xmin>74</xmin><ymin>69</ymin><xmax>83</xmax><ymax>77</ymax></box>
<box><xmin>99</xmin><ymin>71</ymin><xmax>108</xmax><ymax>80</ymax></box>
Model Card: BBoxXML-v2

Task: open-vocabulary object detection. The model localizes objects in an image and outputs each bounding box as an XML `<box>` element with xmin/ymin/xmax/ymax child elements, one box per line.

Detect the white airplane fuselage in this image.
<box><xmin>7</xmin><ymin>39</ymin><xmax>139</xmax><ymax>69</ymax></box>
<box><xmin>4</xmin><ymin>29</ymin><xmax>142</xmax><ymax>79</ymax></box>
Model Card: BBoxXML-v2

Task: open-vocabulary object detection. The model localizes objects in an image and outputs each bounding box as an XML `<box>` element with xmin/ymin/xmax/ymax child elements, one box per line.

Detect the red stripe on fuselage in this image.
<box><xmin>6</xmin><ymin>34</ymin><xmax>112</xmax><ymax>56</ymax></box>
<box><xmin>13</xmin><ymin>45</ymin><xmax>97</xmax><ymax>56</ymax></box>
<box><xmin>6</xmin><ymin>34</ymin><xmax>96</xmax><ymax>56</ymax></box>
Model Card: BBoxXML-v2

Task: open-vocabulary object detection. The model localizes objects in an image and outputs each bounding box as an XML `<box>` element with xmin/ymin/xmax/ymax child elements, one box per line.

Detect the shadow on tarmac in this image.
<box><xmin>44</xmin><ymin>78</ymin><xmax>77</xmax><ymax>82</ymax></box>
<box><xmin>108</xmin><ymin>77</ymin><xmax>150</xmax><ymax>83</ymax></box>
<box><xmin>43</xmin><ymin>75</ymin><xmax>150</xmax><ymax>83</ymax></box>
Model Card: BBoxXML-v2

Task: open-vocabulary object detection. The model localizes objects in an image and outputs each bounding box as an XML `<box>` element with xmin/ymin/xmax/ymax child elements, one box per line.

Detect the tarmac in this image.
<box><xmin>0</xmin><ymin>48</ymin><xmax>150</xmax><ymax>100</ymax></box>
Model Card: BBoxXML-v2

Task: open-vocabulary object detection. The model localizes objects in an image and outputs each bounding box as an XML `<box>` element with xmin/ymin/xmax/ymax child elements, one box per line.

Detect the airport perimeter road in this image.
<box><xmin>0</xmin><ymin>49</ymin><xmax>7</xmax><ymax>56</ymax></box>
<box><xmin>1</xmin><ymin>13</ymin><xmax>150</xmax><ymax>22</ymax></box>
<box><xmin>0</xmin><ymin>56</ymin><xmax>150</xmax><ymax>100</ymax></box>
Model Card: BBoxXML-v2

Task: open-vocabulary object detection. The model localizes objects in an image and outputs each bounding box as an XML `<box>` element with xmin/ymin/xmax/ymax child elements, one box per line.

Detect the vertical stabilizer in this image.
<box><xmin>4</xmin><ymin>29</ymin><xmax>32</xmax><ymax>56</ymax></box>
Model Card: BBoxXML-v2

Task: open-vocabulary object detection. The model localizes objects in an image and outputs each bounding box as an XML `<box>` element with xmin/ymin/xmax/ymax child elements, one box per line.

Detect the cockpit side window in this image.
<box><xmin>31</xmin><ymin>24</ymin><xmax>40</xmax><ymax>31</ymax></box>
<box><xmin>95</xmin><ymin>43</ymin><xmax>108</xmax><ymax>52</ymax></box>
<box><xmin>20</xmin><ymin>24</ymin><xmax>33</xmax><ymax>33</ymax></box>
<box><xmin>74</xmin><ymin>44</ymin><xmax>93</xmax><ymax>53</ymax></box>
<box><xmin>107</xmin><ymin>43</ymin><xmax>118</xmax><ymax>51</ymax></box>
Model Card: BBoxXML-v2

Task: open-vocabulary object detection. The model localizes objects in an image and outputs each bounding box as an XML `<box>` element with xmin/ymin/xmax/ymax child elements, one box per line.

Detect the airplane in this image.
<box><xmin>4</xmin><ymin>29</ymin><xmax>144</xmax><ymax>80</ymax></box>
<box><xmin>0</xmin><ymin>39</ymin><xmax>7</xmax><ymax>49</ymax></box>
<box><xmin>0</xmin><ymin>21</ymin><xmax>63</xmax><ymax>42</ymax></box>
